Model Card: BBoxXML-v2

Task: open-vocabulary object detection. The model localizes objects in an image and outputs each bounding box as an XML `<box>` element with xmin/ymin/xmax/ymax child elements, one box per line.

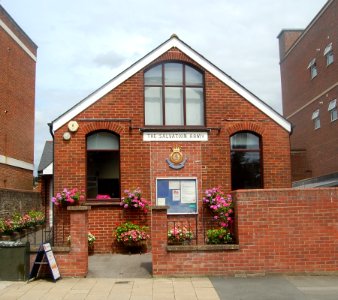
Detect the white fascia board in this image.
<box><xmin>0</xmin><ymin>19</ymin><xmax>36</xmax><ymax>62</ymax></box>
<box><xmin>0</xmin><ymin>155</ymin><xmax>34</xmax><ymax>171</ymax></box>
<box><xmin>43</xmin><ymin>163</ymin><xmax>53</xmax><ymax>175</ymax></box>
<box><xmin>52</xmin><ymin>39</ymin><xmax>175</xmax><ymax>131</ymax></box>
<box><xmin>52</xmin><ymin>37</ymin><xmax>291</xmax><ymax>132</ymax></box>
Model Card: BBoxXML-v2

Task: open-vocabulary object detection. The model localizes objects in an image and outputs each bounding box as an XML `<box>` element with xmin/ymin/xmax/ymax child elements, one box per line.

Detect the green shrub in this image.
<box><xmin>206</xmin><ymin>228</ymin><xmax>232</xmax><ymax>244</ymax></box>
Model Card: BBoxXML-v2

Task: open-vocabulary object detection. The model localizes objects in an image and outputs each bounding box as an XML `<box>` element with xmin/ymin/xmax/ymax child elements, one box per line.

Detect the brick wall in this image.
<box><xmin>0</xmin><ymin>187</ymin><xmax>42</xmax><ymax>218</ymax></box>
<box><xmin>0</xmin><ymin>164</ymin><xmax>34</xmax><ymax>190</ymax></box>
<box><xmin>0</xmin><ymin>6</ymin><xmax>37</xmax><ymax>190</ymax></box>
<box><xmin>30</xmin><ymin>206</ymin><xmax>90</xmax><ymax>278</ymax></box>
<box><xmin>279</xmin><ymin>0</ymin><xmax>338</xmax><ymax>180</ymax></box>
<box><xmin>152</xmin><ymin>188</ymin><xmax>338</xmax><ymax>276</ymax></box>
<box><xmin>53</xmin><ymin>48</ymin><xmax>291</xmax><ymax>248</ymax></box>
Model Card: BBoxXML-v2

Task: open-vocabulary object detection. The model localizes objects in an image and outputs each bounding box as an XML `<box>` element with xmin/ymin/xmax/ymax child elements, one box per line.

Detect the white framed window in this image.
<box><xmin>324</xmin><ymin>43</ymin><xmax>334</xmax><ymax>66</ymax></box>
<box><xmin>86</xmin><ymin>131</ymin><xmax>120</xmax><ymax>199</ymax></box>
<box><xmin>328</xmin><ymin>99</ymin><xmax>337</xmax><ymax>122</ymax></box>
<box><xmin>144</xmin><ymin>63</ymin><xmax>204</xmax><ymax>126</ymax></box>
<box><xmin>307</xmin><ymin>58</ymin><xmax>318</xmax><ymax>79</ymax></box>
<box><xmin>156</xmin><ymin>177</ymin><xmax>198</xmax><ymax>214</ymax></box>
<box><xmin>312</xmin><ymin>109</ymin><xmax>320</xmax><ymax>129</ymax></box>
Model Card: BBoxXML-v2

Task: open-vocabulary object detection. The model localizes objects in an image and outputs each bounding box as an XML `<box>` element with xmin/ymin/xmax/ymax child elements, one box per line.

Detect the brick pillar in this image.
<box><xmin>151</xmin><ymin>206</ymin><xmax>169</xmax><ymax>276</ymax></box>
<box><xmin>67</xmin><ymin>206</ymin><xmax>90</xmax><ymax>276</ymax></box>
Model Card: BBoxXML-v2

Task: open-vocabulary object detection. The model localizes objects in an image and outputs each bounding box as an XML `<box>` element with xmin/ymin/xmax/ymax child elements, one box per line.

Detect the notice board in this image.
<box><xmin>156</xmin><ymin>178</ymin><xmax>198</xmax><ymax>214</ymax></box>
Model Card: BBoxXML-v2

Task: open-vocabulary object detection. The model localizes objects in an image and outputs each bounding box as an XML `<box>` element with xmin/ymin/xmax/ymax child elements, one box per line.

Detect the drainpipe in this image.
<box><xmin>48</xmin><ymin>122</ymin><xmax>55</xmax><ymax>244</ymax></box>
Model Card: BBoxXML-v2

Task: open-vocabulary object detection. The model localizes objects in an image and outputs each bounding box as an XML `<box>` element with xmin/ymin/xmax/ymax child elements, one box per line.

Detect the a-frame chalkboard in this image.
<box><xmin>29</xmin><ymin>243</ymin><xmax>61</xmax><ymax>282</ymax></box>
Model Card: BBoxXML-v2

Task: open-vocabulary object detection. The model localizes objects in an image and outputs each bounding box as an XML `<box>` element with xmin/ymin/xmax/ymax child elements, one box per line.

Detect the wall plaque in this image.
<box><xmin>143</xmin><ymin>132</ymin><xmax>208</xmax><ymax>142</ymax></box>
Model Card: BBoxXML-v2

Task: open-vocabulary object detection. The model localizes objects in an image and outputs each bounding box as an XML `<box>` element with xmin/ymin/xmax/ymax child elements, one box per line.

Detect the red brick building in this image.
<box><xmin>278</xmin><ymin>0</ymin><xmax>338</xmax><ymax>187</ymax></box>
<box><xmin>0</xmin><ymin>5</ymin><xmax>37</xmax><ymax>190</ymax></box>
<box><xmin>51</xmin><ymin>35</ymin><xmax>291</xmax><ymax>252</ymax></box>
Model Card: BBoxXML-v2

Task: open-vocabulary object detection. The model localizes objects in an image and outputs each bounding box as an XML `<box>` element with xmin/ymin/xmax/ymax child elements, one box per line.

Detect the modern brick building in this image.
<box><xmin>278</xmin><ymin>0</ymin><xmax>338</xmax><ymax>187</ymax></box>
<box><xmin>0</xmin><ymin>5</ymin><xmax>37</xmax><ymax>190</ymax></box>
<box><xmin>50</xmin><ymin>35</ymin><xmax>292</xmax><ymax>253</ymax></box>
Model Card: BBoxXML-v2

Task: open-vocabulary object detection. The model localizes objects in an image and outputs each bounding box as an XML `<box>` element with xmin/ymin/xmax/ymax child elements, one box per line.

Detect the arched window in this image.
<box><xmin>144</xmin><ymin>62</ymin><xmax>204</xmax><ymax>126</ymax></box>
<box><xmin>230</xmin><ymin>132</ymin><xmax>262</xmax><ymax>190</ymax></box>
<box><xmin>86</xmin><ymin>131</ymin><xmax>120</xmax><ymax>199</ymax></box>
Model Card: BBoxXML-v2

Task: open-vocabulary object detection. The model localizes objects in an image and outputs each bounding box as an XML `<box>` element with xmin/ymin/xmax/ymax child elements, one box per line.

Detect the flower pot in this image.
<box><xmin>0</xmin><ymin>234</ymin><xmax>11</xmax><ymax>241</ymax></box>
<box><xmin>168</xmin><ymin>240</ymin><xmax>192</xmax><ymax>246</ymax></box>
<box><xmin>88</xmin><ymin>244</ymin><xmax>94</xmax><ymax>255</ymax></box>
<box><xmin>122</xmin><ymin>240</ymin><xmax>147</xmax><ymax>253</ymax></box>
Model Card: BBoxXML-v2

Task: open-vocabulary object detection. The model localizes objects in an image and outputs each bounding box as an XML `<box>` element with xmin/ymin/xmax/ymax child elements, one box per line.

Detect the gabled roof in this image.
<box><xmin>38</xmin><ymin>141</ymin><xmax>53</xmax><ymax>173</ymax></box>
<box><xmin>52</xmin><ymin>35</ymin><xmax>291</xmax><ymax>132</ymax></box>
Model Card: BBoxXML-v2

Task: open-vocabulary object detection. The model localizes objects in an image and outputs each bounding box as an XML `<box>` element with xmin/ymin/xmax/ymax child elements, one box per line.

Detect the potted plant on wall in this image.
<box><xmin>120</xmin><ymin>188</ymin><xmax>150</xmax><ymax>213</ymax></box>
<box><xmin>51</xmin><ymin>188</ymin><xmax>84</xmax><ymax>206</ymax></box>
<box><xmin>114</xmin><ymin>222</ymin><xmax>150</xmax><ymax>252</ymax></box>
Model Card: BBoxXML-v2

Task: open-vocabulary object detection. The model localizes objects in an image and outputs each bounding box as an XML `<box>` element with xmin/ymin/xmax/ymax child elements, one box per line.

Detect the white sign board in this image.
<box><xmin>143</xmin><ymin>132</ymin><xmax>208</xmax><ymax>142</ymax></box>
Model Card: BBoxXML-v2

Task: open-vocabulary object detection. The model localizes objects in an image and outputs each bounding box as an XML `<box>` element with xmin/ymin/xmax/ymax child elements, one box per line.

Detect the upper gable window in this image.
<box><xmin>324</xmin><ymin>43</ymin><xmax>334</xmax><ymax>66</ymax></box>
<box><xmin>144</xmin><ymin>62</ymin><xmax>204</xmax><ymax>126</ymax></box>
<box><xmin>307</xmin><ymin>58</ymin><xmax>318</xmax><ymax>79</ymax></box>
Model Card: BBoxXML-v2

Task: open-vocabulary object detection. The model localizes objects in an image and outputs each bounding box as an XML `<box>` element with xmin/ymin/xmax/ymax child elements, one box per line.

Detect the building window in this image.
<box><xmin>312</xmin><ymin>109</ymin><xmax>320</xmax><ymax>129</ymax></box>
<box><xmin>328</xmin><ymin>99</ymin><xmax>337</xmax><ymax>122</ymax></box>
<box><xmin>324</xmin><ymin>43</ymin><xmax>334</xmax><ymax>66</ymax></box>
<box><xmin>307</xmin><ymin>58</ymin><xmax>317</xmax><ymax>79</ymax></box>
<box><xmin>230</xmin><ymin>132</ymin><xmax>262</xmax><ymax>190</ymax></box>
<box><xmin>144</xmin><ymin>62</ymin><xmax>204</xmax><ymax>126</ymax></box>
<box><xmin>86</xmin><ymin>131</ymin><xmax>120</xmax><ymax>199</ymax></box>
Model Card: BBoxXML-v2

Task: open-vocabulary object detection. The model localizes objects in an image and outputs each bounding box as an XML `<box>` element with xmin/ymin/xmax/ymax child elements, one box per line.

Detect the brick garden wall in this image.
<box><xmin>152</xmin><ymin>188</ymin><xmax>338</xmax><ymax>276</ymax></box>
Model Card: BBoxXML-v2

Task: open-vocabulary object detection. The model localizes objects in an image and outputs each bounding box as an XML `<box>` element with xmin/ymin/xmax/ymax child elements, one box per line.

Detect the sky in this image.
<box><xmin>0</xmin><ymin>0</ymin><xmax>327</xmax><ymax>173</ymax></box>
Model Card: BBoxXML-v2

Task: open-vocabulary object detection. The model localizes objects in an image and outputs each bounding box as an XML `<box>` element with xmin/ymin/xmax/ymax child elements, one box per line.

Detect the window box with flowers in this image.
<box><xmin>120</xmin><ymin>188</ymin><xmax>150</xmax><ymax>213</ymax></box>
<box><xmin>167</xmin><ymin>225</ymin><xmax>194</xmax><ymax>245</ymax></box>
<box><xmin>52</xmin><ymin>188</ymin><xmax>84</xmax><ymax>206</ymax></box>
<box><xmin>114</xmin><ymin>222</ymin><xmax>150</xmax><ymax>252</ymax></box>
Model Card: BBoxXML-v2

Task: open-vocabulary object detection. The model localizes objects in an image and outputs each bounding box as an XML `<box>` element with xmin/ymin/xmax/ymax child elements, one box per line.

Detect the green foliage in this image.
<box><xmin>115</xmin><ymin>222</ymin><xmax>149</xmax><ymax>243</ymax></box>
<box><xmin>206</xmin><ymin>228</ymin><xmax>232</xmax><ymax>244</ymax></box>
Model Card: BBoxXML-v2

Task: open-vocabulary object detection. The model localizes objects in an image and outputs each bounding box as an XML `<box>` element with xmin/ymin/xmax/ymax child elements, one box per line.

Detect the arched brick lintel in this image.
<box><xmin>225</xmin><ymin>122</ymin><xmax>265</xmax><ymax>137</ymax></box>
<box><xmin>81</xmin><ymin>122</ymin><xmax>126</xmax><ymax>136</ymax></box>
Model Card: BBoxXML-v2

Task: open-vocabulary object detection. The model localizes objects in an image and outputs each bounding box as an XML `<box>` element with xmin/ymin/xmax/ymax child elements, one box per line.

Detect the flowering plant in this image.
<box><xmin>52</xmin><ymin>188</ymin><xmax>84</xmax><ymax>206</ymax></box>
<box><xmin>0</xmin><ymin>218</ymin><xmax>14</xmax><ymax>235</ymax></box>
<box><xmin>67</xmin><ymin>232</ymin><xmax>96</xmax><ymax>246</ymax></box>
<box><xmin>88</xmin><ymin>232</ymin><xmax>96</xmax><ymax>245</ymax></box>
<box><xmin>206</xmin><ymin>228</ymin><xmax>232</xmax><ymax>244</ymax></box>
<box><xmin>115</xmin><ymin>222</ymin><xmax>150</xmax><ymax>244</ymax></box>
<box><xmin>120</xmin><ymin>188</ymin><xmax>150</xmax><ymax>213</ymax></box>
<box><xmin>167</xmin><ymin>225</ymin><xmax>193</xmax><ymax>244</ymax></box>
<box><xmin>203</xmin><ymin>187</ymin><xmax>233</xmax><ymax>228</ymax></box>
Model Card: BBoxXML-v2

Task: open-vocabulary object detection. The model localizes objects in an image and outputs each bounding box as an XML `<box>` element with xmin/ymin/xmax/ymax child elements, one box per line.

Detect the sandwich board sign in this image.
<box><xmin>29</xmin><ymin>243</ymin><xmax>60</xmax><ymax>282</ymax></box>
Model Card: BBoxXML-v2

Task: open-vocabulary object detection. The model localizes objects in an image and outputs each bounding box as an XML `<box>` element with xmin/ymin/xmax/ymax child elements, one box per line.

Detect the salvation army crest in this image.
<box><xmin>166</xmin><ymin>146</ymin><xmax>187</xmax><ymax>169</ymax></box>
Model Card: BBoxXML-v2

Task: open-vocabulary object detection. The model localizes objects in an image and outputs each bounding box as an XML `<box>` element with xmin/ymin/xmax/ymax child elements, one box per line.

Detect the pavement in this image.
<box><xmin>0</xmin><ymin>275</ymin><xmax>338</xmax><ymax>300</ymax></box>
<box><xmin>0</xmin><ymin>254</ymin><xmax>337</xmax><ymax>299</ymax></box>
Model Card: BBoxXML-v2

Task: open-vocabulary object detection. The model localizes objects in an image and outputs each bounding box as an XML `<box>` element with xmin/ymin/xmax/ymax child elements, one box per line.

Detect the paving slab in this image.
<box><xmin>87</xmin><ymin>253</ymin><xmax>152</xmax><ymax>278</ymax></box>
<box><xmin>211</xmin><ymin>275</ymin><xmax>338</xmax><ymax>300</ymax></box>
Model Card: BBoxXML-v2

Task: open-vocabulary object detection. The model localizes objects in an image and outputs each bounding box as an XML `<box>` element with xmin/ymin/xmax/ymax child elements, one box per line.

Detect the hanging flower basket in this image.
<box><xmin>203</xmin><ymin>187</ymin><xmax>234</xmax><ymax>228</ymax></box>
<box><xmin>115</xmin><ymin>222</ymin><xmax>150</xmax><ymax>249</ymax></box>
<box><xmin>120</xmin><ymin>188</ymin><xmax>150</xmax><ymax>213</ymax></box>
